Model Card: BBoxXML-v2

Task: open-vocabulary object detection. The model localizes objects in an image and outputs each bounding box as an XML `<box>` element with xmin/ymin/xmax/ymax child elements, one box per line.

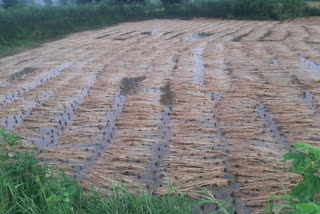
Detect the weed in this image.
<box><xmin>196</xmin><ymin>186</ymin><xmax>234</xmax><ymax>214</ymax></box>
<box><xmin>0</xmin><ymin>128</ymin><xmax>205</xmax><ymax>214</ymax></box>
<box><xmin>267</xmin><ymin>143</ymin><xmax>320</xmax><ymax>213</ymax></box>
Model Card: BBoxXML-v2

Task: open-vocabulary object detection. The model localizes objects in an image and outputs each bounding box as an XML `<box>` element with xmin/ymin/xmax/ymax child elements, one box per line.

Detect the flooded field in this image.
<box><xmin>1</xmin><ymin>17</ymin><xmax>320</xmax><ymax>213</ymax></box>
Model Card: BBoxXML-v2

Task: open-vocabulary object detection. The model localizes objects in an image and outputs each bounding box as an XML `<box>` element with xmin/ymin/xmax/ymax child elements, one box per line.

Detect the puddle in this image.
<box><xmin>160</xmin><ymin>83</ymin><xmax>175</xmax><ymax>107</ymax></box>
<box><xmin>120</xmin><ymin>76</ymin><xmax>146</xmax><ymax>95</ymax></box>
<box><xmin>141</xmin><ymin>105</ymin><xmax>172</xmax><ymax>192</ymax></box>
<box><xmin>198</xmin><ymin>92</ymin><xmax>249</xmax><ymax>213</ymax></box>
<box><xmin>147</xmin><ymin>66</ymin><xmax>153</xmax><ymax>73</ymax></box>
<box><xmin>0</xmin><ymin>63</ymin><xmax>70</xmax><ymax>109</ymax></box>
<box><xmin>74</xmin><ymin>92</ymin><xmax>127</xmax><ymax>180</ymax></box>
<box><xmin>10</xmin><ymin>67</ymin><xmax>38</xmax><ymax>82</ymax></box>
<box><xmin>2</xmin><ymin>92</ymin><xmax>54</xmax><ymax>132</ymax></box>
<box><xmin>193</xmin><ymin>47</ymin><xmax>206</xmax><ymax>86</ymax></box>
<box><xmin>141</xmin><ymin>86</ymin><xmax>172</xmax><ymax>192</ymax></box>
<box><xmin>1</xmin><ymin>67</ymin><xmax>38</xmax><ymax>88</ymax></box>
<box><xmin>141</xmin><ymin>29</ymin><xmax>158</xmax><ymax>35</ymax></box>
<box><xmin>33</xmin><ymin>74</ymin><xmax>98</xmax><ymax>150</ymax></box>
<box><xmin>256</xmin><ymin>103</ymin><xmax>290</xmax><ymax>147</ymax></box>
<box><xmin>299</xmin><ymin>55</ymin><xmax>320</xmax><ymax>79</ymax></box>
<box><xmin>183</xmin><ymin>33</ymin><xmax>212</xmax><ymax>41</ymax></box>
<box><xmin>272</xmin><ymin>59</ymin><xmax>280</xmax><ymax>65</ymax></box>
<box><xmin>303</xmin><ymin>90</ymin><xmax>320</xmax><ymax>116</ymax></box>
<box><xmin>206</xmin><ymin>92</ymin><xmax>222</xmax><ymax>105</ymax></box>
<box><xmin>74</xmin><ymin>76</ymin><xmax>147</xmax><ymax>180</ymax></box>
<box><xmin>0</xmin><ymin>81</ymin><xmax>8</xmax><ymax>87</ymax></box>
<box><xmin>303</xmin><ymin>90</ymin><xmax>314</xmax><ymax>108</ymax></box>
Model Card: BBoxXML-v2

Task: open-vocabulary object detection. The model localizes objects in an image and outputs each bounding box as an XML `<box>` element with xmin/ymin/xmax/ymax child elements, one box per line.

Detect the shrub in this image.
<box><xmin>267</xmin><ymin>143</ymin><xmax>320</xmax><ymax>213</ymax></box>
<box><xmin>2</xmin><ymin>0</ymin><xmax>22</xmax><ymax>8</ymax></box>
<box><xmin>282</xmin><ymin>0</ymin><xmax>306</xmax><ymax>17</ymax></box>
<box><xmin>117</xmin><ymin>0</ymin><xmax>146</xmax><ymax>4</ymax></box>
<box><xmin>0</xmin><ymin>128</ymin><xmax>197</xmax><ymax>213</ymax></box>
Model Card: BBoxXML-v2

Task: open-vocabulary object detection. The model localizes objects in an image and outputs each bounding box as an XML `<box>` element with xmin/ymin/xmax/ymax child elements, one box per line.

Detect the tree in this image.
<box><xmin>2</xmin><ymin>0</ymin><xmax>22</xmax><ymax>8</ymax></box>
<box><xmin>77</xmin><ymin>0</ymin><xmax>100</xmax><ymax>4</ymax></box>
<box><xmin>161</xmin><ymin>0</ymin><xmax>185</xmax><ymax>7</ymax></box>
<box><xmin>59</xmin><ymin>0</ymin><xmax>68</xmax><ymax>5</ymax></box>
<box><xmin>116</xmin><ymin>0</ymin><xmax>145</xmax><ymax>4</ymax></box>
<box><xmin>43</xmin><ymin>0</ymin><xmax>53</xmax><ymax>5</ymax></box>
<box><xmin>161</xmin><ymin>0</ymin><xmax>185</xmax><ymax>4</ymax></box>
<box><xmin>282</xmin><ymin>0</ymin><xmax>306</xmax><ymax>17</ymax></box>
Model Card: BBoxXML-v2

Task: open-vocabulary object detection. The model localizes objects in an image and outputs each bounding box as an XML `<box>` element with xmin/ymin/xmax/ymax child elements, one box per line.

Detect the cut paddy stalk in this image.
<box><xmin>2</xmin><ymin>18</ymin><xmax>320</xmax><ymax>214</ymax></box>
<box><xmin>0</xmin><ymin>63</ymin><xmax>70</xmax><ymax>108</ymax></box>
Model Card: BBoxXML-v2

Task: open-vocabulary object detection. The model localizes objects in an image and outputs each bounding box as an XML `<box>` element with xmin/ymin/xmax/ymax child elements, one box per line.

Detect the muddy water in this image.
<box><xmin>256</xmin><ymin>102</ymin><xmax>290</xmax><ymax>147</ymax></box>
<box><xmin>193</xmin><ymin>46</ymin><xmax>206</xmax><ymax>86</ymax></box>
<box><xmin>74</xmin><ymin>93</ymin><xmax>127</xmax><ymax>180</ymax></box>
<box><xmin>183</xmin><ymin>33</ymin><xmax>212</xmax><ymax>41</ymax></box>
<box><xmin>299</xmin><ymin>55</ymin><xmax>320</xmax><ymax>80</ymax></box>
<box><xmin>0</xmin><ymin>63</ymin><xmax>70</xmax><ymax>108</ymax></box>
<box><xmin>2</xmin><ymin>17</ymin><xmax>320</xmax><ymax>214</ymax></box>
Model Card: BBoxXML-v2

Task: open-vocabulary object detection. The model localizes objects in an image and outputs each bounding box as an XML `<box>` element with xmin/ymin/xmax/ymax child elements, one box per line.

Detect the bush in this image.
<box><xmin>161</xmin><ymin>0</ymin><xmax>185</xmax><ymax>7</ymax></box>
<box><xmin>282</xmin><ymin>0</ymin><xmax>306</xmax><ymax>17</ymax></box>
<box><xmin>267</xmin><ymin>143</ymin><xmax>320</xmax><ymax>213</ymax></box>
<box><xmin>2</xmin><ymin>0</ymin><xmax>22</xmax><ymax>8</ymax></box>
<box><xmin>0</xmin><ymin>128</ymin><xmax>197</xmax><ymax>213</ymax></box>
<box><xmin>117</xmin><ymin>0</ymin><xmax>146</xmax><ymax>4</ymax></box>
<box><xmin>0</xmin><ymin>0</ymin><xmax>312</xmax><ymax>57</ymax></box>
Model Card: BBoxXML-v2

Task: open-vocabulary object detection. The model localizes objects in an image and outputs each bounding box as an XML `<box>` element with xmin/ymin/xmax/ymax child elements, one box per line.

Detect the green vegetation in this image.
<box><xmin>0</xmin><ymin>128</ymin><xmax>236</xmax><ymax>214</ymax></box>
<box><xmin>0</xmin><ymin>0</ymin><xmax>319</xmax><ymax>57</ymax></box>
<box><xmin>0</xmin><ymin>128</ymin><xmax>196</xmax><ymax>213</ymax></box>
<box><xmin>267</xmin><ymin>143</ymin><xmax>320</xmax><ymax>214</ymax></box>
<box><xmin>1</xmin><ymin>130</ymin><xmax>320</xmax><ymax>213</ymax></box>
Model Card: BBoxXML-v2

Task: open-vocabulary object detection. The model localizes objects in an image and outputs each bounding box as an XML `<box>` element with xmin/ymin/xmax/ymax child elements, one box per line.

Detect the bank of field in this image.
<box><xmin>1</xmin><ymin>17</ymin><xmax>320</xmax><ymax>213</ymax></box>
<box><xmin>2</xmin><ymin>0</ymin><xmax>320</xmax><ymax>57</ymax></box>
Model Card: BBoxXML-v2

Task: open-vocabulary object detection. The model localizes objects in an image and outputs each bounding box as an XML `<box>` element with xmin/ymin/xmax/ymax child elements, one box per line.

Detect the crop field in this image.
<box><xmin>1</xmin><ymin>17</ymin><xmax>320</xmax><ymax>213</ymax></box>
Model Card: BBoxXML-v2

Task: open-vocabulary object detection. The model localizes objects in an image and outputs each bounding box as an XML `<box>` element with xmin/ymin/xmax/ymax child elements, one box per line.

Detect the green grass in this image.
<box><xmin>0</xmin><ymin>128</ymin><xmax>235</xmax><ymax>214</ymax></box>
<box><xmin>0</xmin><ymin>128</ymin><xmax>196</xmax><ymax>214</ymax></box>
<box><xmin>2</xmin><ymin>128</ymin><xmax>320</xmax><ymax>213</ymax></box>
<box><xmin>267</xmin><ymin>143</ymin><xmax>320</xmax><ymax>213</ymax></box>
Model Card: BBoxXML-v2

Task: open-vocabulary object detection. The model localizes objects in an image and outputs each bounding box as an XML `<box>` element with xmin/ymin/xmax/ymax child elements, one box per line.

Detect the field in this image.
<box><xmin>1</xmin><ymin>17</ymin><xmax>320</xmax><ymax>213</ymax></box>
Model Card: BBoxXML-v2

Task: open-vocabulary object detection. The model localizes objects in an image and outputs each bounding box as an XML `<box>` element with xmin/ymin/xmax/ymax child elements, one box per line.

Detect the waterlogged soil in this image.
<box><xmin>1</xmin><ymin>17</ymin><xmax>320</xmax><ymax>214</ymax></box>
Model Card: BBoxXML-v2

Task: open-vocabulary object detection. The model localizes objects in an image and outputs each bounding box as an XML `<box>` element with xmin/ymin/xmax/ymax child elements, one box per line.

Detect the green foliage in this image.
<box><xmin>196</xmin><ymin>186</ymin><xmax>234</xmax><ymax>214</ymax></box>
<box><xmin>0</xmin><ymin>128</ymin><xmax>197</xmax><ymax>213</ymax></box>
<box><xmin>43</xmin><ymin>0</ymin><xmax>53</xmax><ymax>6</ymax></box>
<box><xmin>0</xmin><ymin>0</ymin><xmax>314</xmax><ymax>57</ymax></box>
<box><xmin>267</xmin><ymin>143</ymin><xmax>320</xmax><ymax>214</ymax></box>
<box><xmin>161</xmin><ymin>0</ymin><xmax>184</xmax><ymax>7</ymax></box>
<box><xmin>164</xmin><ymin>0</ymin><xmax>281</xmax><ymax>19</ymax></box>
<box><xmin>117</xmin><ymin>0</ymin><xmax>146</xmax><ymax>4</ymax></box>
<box><xmin>2</xmin><ymin>0</ymin><xmax>23</xmax><ymax>8</ymax></box>
<box><xmin>282</xmin><ymin>0</ymin><xmax>306</xmax><ymax>17</ymax></box>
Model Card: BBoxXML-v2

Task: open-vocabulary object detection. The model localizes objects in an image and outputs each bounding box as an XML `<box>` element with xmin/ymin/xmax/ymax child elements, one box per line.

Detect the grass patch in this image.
<box><xmin>0</xmin><ymin>128</ymin><xmax>235</xmax><ymax>214</ymax></box>
<box><xmin>267</xmin><ymin>143</ymin><xmax>320</xmax><ymax>213</ymax></box>
<box><xmin>0</xmin><ymin>128</ymin><xmax>195</xmax><ymax>213</ymax></box>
